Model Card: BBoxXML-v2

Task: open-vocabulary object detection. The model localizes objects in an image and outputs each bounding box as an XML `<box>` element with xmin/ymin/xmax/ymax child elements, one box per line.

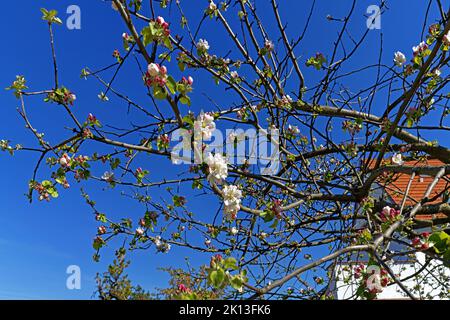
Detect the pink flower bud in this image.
<box><xmin>88</xmin><ymin>113</ymin><xmax>96</xmax><ymax>123</ymax></box>
<box><xmin>98</xmin><ymin>226</ymin><xmax>106</xmax><ymax>235</ymax></box>
<box><xmin>178</xmin><ymin>284</ymin><xmax>189</xmax><ymax>292</ymax></box>
<box><xmin>421</xmin><ymin>232</ymin><xmax>430</xmax><ymax>238</ymax></box>
<box><xmin>59</xmin><ymin>154</ymin><xmax>71</xmax><ymax>167</ymax></box>
<box><xmin>147</xmin><ymin>63</ymin><xmax>160</xmax><ymax>77</ymax></box>
<box><xmin>412</xmin><ymin>237</ymin><xmax>421</xmax><ymax>246</ymax></box>
<box><xmin>156</xmin><ymin>16</ymin><xmax>165</xmax><ymax>25</ymax></box>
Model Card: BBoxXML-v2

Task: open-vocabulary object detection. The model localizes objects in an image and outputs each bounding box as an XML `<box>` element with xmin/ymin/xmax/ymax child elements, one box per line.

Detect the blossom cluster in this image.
<box><xmin>412</xmin><ymin>232</ymin><xmax>431</xmax><ymax>250</ymax></box>
<box><xmin>391</xmin><ymin>153</ymin><xmax>404</xmax><ymax>165</ymax></box>
<box><xmin>155</xmin><ymin>16</ymin><xmax>170</xmax><ymax>36</ymax></box>
<box><xmin>353</xmin><ymin>264</ymin><xmax>389</xmax><ymax>296</ymax></box>
<box><xmin>145</xmin><ymin>63</ymin><xmax>168</xmax><ymax>87</ymax></box>
<box><xmin>59</xmin><ymin>153</ymin><xmax>71</xmax><ymax>167</ymax></box>
<box><xmin>412</xmin><ymin>41</ymin><xmax>428</xmax><ymax>56</ymax></box>
<box><xmin>280</xmin><ymin>94</ymin><xmax>293</xmax><ymax>108</ymax></box>
<box><xmin>205</xmin><ymin>153</ymin><xmax>228</xmax><ymax>184</ymax></box>
<box><xmin>197</xmin><ymin>39</ymin><xmax>210</xmax><ymax>53</ymax></box>
<box><xmin>444</xmin><ymin>30</ymin><xmax>450</xmax><ymax>45</ymax></box>
<box><xmin>194</xmin><ymin>113</ymin><xmax>216</xmax><ymax>140</ymax></box>
<box><xmin>393</xmin><ymin>51</ymin><xmax>406</xmax><ymax>66</ymax></box>
<box><xmin>379</xmin><ymin>206</ymin><xmax>400</xmax><ymax>223</ymax></box>
<box><xmin>46</xmin><ymin>87</ymin><xmax>76</xmax><ymax>106</ymax></box>
<box><xmin>154</xmin><ymin>236</ymin><xmax>171</xmax><ymax>253</ymax></box>
<box><xmin>287</xmin><ymin>124</ymin><xmax>300</xmax><ymax>137</ymax></box>
<box><xmin>222</xmin><ymin>184</ymin><xmax>243</xmax><ymax>220</ymax></box>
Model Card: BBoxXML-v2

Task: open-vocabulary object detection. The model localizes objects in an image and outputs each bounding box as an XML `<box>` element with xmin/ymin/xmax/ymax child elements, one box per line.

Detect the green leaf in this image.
<box><xmin>260</xmin><ymin>210</ymin><xmax>274</xmax><ymax>223</ymax></box>
<box><xmin>93</xmin><ymin>239</ymin><xmax>103</xmax><ymax>250</ymax></box>
<box><xmin>179</xmin><ymin>95</ymin><xmax>191</xmax><ymax>106</ymax></box>
<box><xmin>182</xmin><ymin>115</ymin><xmax>194</xmax><ymax>126</ymax></box>
<box><xmin>166</xmin><ymin>76</ymin><xmax>177</xmax><ymax>95</ymax></box>
<box><xmin>97</xmin><ymin>213</ymin><xmax>107</xmax><ymax>223</ymax></box>
<box><xmin>158</xmin><ymin>52</ymin><xmax>171</xmax><ymax>62</ymax></box>
<box><xmin>210</xmin><ymin>269</ymin><xmax>225</xmax><ymax>288</ymax></box>
<box><xmin>163</xmin><ymin>37</ymin><xmax>173</xmax><ymax>49</ymax></box>
<box><xmin>41</xmin><ymin>180</ymin><xmax>53</xmax><ymax>187</ymax></box>
<box><xmin>172</xmin><ymin>195</ymin><xmax>186</xmax><ymax>207</ymax></box>
<box><xmin>178</xmin><ymin>62</ymin><xmax>186</xmax><ymax>72</ymax></box>
<box><xmin>41</xmin><ymin>8</ymin><xmax>62</xmax><ymax>25</ymax></box>
<box><xmin>153</xmin><ymin>86</ymin><xmax>167</xmax><ymax>100</ymax></box>
<box><xmin>430</xmin><ymin>231</ymin><xmax>449</xmax><ymax>254</ymax></box>
<box><xmin>141</xmin><ymin>25</ymin><xmax>154</xmax><ymax>46</ymax></box>
<box><xmin>110</xmin><ymin>158</ymin><xmax>121</xmax><ymax>170</ymax></box>
<box><xmin>223</xmin><ymin>257</ymin><xmax>238</xmax><ymax>270</ymax></box>
<box><xmin>50</xmin><ymin>190</ymin><xmax>59</xmax><ymax>198</ymax></box>
<box><xmin>443</xmin><ymin>249</ymin><xmax>450</xmax><ymax>267</ymax></box>
<box><xmin>230</xmin><ymin>276</ymin><xmax>243</xmax><ymax>291</ymax></box>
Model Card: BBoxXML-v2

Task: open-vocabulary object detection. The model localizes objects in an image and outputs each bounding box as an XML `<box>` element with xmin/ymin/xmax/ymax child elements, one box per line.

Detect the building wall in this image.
<box><xmin>332</xmin><ymin>253</ymin><xmax>450</xmax><ymax>300</ymax></box>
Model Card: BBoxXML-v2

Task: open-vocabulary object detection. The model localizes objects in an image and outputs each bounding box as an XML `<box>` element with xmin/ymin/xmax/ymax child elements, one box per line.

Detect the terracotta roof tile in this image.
<box><xmin>367</xmin><ymin>158</ymin><xmax>449</xmax><ymax>221</ymax></box>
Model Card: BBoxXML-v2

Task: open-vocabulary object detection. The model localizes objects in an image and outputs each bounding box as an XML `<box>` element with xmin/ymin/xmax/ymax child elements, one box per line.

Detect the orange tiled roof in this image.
<box><xmin>384</xmin><ymin>159</ymin><xmax>448</xmax><ymax>206</ymax></box>
<box><xmin>368</xmin><ymin>158</ymin><xmax>449</xmax><ymax>220</ymax></box>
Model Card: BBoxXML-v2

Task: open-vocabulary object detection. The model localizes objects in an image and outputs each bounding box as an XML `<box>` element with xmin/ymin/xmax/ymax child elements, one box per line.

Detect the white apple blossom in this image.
<box><xmin>59</xmin><ymin>154</ymin><xmax>71</xmax><ymax>167</ymax></box>
<box><xmin>209</xmin><ymin>1</ymin><xmax>217</xmax><ymax>11</ymax></box>
<box><xmin>227</xmin><ymin>131</ymin><xmax>246</xmax><ymax>144</ymax></box>
<box><xmin>281</xmin><ymin>95</ymin><xmax>293</xmax><ymax>106</ymax></box>
<box><xmin>412</xmin><ymin>41</ymin><xmax>428</xmax><ymax>56</ymax></box>
<box><xmin>382</xmin><ymin>206</ymin><xmax>392</xmax><ymax>217</ymax></box>
<box><xmin>230</xmin><ymin>227</ymin><xmax>239</xmax><ymax>235</ymax></box>
<box><xmin>194</xmin><ymin>113</ymin><xmax>216</xmax><ymax>140</ymax></box>
<box><xmin>154</xmin><ymin>236</ymin><xmax>171</xmax><ymax>253</ymax></box>
<box><xmin>230</xmin><ymin>71</ymin><xmax>239</xmax><ymax>79</ymax></box>
<box><xmin>391</xmin><ymin>153</ymin><xmax>404</xmax><ymax>165</ymax></box>
<box><xmin>222</xmin><ymin>184</ymin><xmax>243</xmax><ymax>220</ymax></box>
<box><xmin>135</xmin><ymin>227</ymin><xmax>144</xmax><ymax>236</ymax></box>
<box><xmin>393</xmin><ymin>51</ymin><xmax>406</xmax><ymax>67</ymax></box>
<box><xmin>265</xmin><ymin>39</ymin><xmax>274</xmax><ymax>51</ymax></box>
<box><xmin>101</xmin><ymin>171</ymin><xmax>115</xmax><ymax>182</ymax></box>
<box><xmin>147</xmin><ymin>63</ymin><xmax>160</xmax><ymax>77</ymax></box>
<box><xmin>205</xmin><ymin>152</ymin><xmax>228</xmax><ymax>184</ymax></box>
<box><xmin>197</xmin><ymin>39</ymin><xmax>210</xmax><ymax>52</ymax></box>
<box><xmin>287</xmin><ymin>124</ymin><xmax>300</xmax><ymax>135</ymax></box>
<box><xmin>444</xmin><ymin>30</ymin><xmax>450</xmax><ymax>45</ymax></box>
<box><xmin>98</xmin><ymin>92</ymin><xmax>109</xmax><ymax>101</ymax></box>
<box><xmin>433</xmin><ymin>69</ymin><xmax>441</xmax><ymax>77</ymax></box>
<box><xmin>156</xmin><ymin>16</ymin><xmax>165</xmax><ymax>25</ymax></box>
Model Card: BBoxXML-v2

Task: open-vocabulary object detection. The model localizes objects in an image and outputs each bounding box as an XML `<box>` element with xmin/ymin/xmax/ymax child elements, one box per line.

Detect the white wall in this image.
<box><xmin>332</xmin><ymin>253</ymin><xmax>450</xmax><ymax>300</ymax></box>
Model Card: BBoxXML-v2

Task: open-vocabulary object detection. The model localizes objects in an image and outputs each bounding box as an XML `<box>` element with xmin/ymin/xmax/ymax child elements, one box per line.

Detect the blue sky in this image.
<box><xmin>0</xmin><ymin>0</ymin><xmax>446</xmax><ymax>299</ymax></box>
